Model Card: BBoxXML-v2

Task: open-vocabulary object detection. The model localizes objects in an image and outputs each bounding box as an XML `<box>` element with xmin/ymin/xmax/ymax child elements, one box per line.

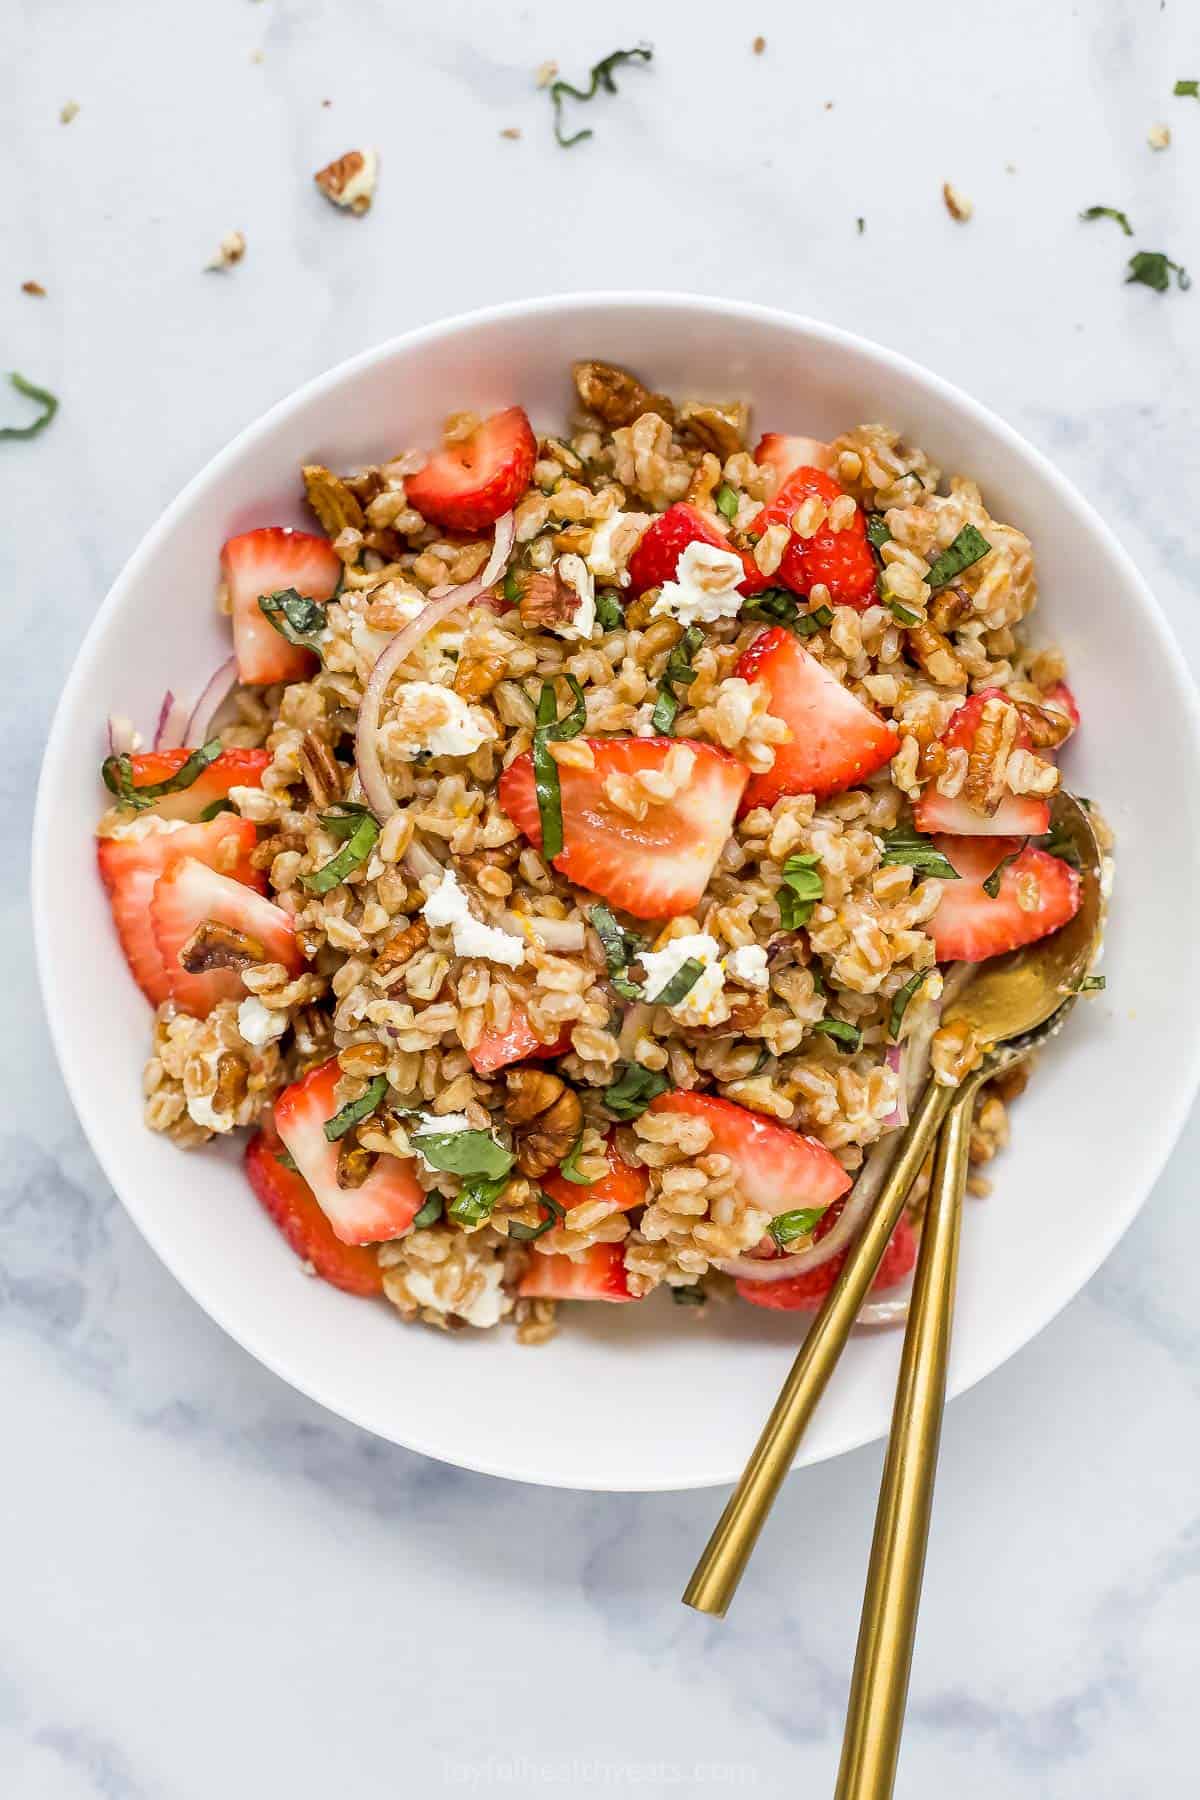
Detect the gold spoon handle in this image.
<box><xmin>682</xmin><ymin>1077</ymin><xmax>955</xmax><ymax>1619</ymax></box>
<box><xmin>834</xmin><ymin>1087</ymin><xmax>975</xmax><ymax>1800</ymax></box>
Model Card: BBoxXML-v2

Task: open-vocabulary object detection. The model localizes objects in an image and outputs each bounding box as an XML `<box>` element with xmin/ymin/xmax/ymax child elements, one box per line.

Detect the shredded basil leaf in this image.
<box><xmin>1</xmin><ymin>370</ymin><xmax>58</xmax><ymax>441</ymax></box>
<box><xmin>449</xmin><ymin>1174</ymin><xmax>511</xmax><ymax>1228</ymax></box>
<box><xmin>258</xmin><ymin>588</ymin><xmax>328</xmax><ymax>655</ymax></box>
<box><xmin>885</xmin><ymin>596</ymin><xmax>922</xmax><ymax>628</ymax></box>
<box><xmin>811</xmin><ymin>1018</ymin><xmax>862</xmax><ymax>1052</ymax></box>
<box><xmin>198</xmin><ymin>797</ymin><xmax>236</xmax><ymax>821</ymax></box>
<box><xmin>1126</xmin><ymin>250</ymin><xmax>1191</xmax><ymax>293</ymax></box>
<box><xmin>274</xmin><ymin>1147</ymin><xmax>299</xmax><ymax>1171</ymax></box>
<box><xmin>549</xmin><ymin>44</ymin><xmax>653</xmax><ymax>148</ymax></box>
<box><xmin>603</xmin><ymin>1062</ymin><xmax>671</xmax><ymax>1119</ymax></box>
<box><xmin>715</xmin><ymin>483</ymin><xmax>740</xmax><ymax>522</ymax></box>
<box><xmin>856</xmin><ymin>216</ymin><xmax>865</xmax><ymax>236</ymax></box>
<box><xmin>299</xmin><ymin>811</ymin><xmax>380</xmax><ymax>893</ymax></box>
<box><xmin>411</xmin><ymin>1192</ymin><xmax>445</xmax><ymax>1228</ymax></box>
<box><xmin>502</xmin><ymin>565</ymin><xmax>523</xmax><ymax>603</ymax></box>
<box><xmin>650</xmin><ymin>957</ymin><xmax>706</xmax><ymax>1009</ymax></box>
<box><xmin>556</xmin><ymin>1134</ymin><xmax>592</xmax><ymax>1185</ymax></box>
<box><xmin>1076</xmin><ymin>974</ymin><xmax>1106</xmax><ymax>993</ymax></box>
<box><xmin>588</xmin><ymin>903</ymin><xmax>645</xmax><ymax>1001</ymax></box>
<box><xmin>672</xmin><ymin>1283</ymin><xmax>707</xmax><ymax>1306</ymax></box>
<box><xmin>879</xmin><ymin>826</ymin><xmax>960</xmax><ymax>880</ymax></box>
<box><xmin>507</xmin><ymin>1194</ymin><xmax>567</xmax><ymax>1241</ymax></box>
<box><xmin>1174</xmin><ymin>79</ymin><xmax>1198</xmax><ymax>97</ymax></box>
<box><xmin>748</xmin><ymin>1044</ymin><xmax>773</xmax><ymax>1076</ymax></box>
<box><xmin>410</xmin><ymin>1129</ymin><xmax>514</xmax><ymax>1182</ymax></box>
<box><xmin>768</xmin><ymin>1206</ymin><xmax>825</xmax><ymax>1248</ymax></box>
<box><xmin>595</xmin><ymin>588</ymin><xmax>625</xmax><ymax>631</ymax></box>
<box><xmin>888</xmin><ymin>970</ymin><xmax>928</xmax><ymax>1042</ymax></box>
<box><xmin>316</xmin><ymin>802</ymin><xmax>373</xmax><ymax>839</ymax></box>
<box><xmin>865</xmin><ymin>513</ymin><xmax>891</xmax><ymax>551</ymax></box>
<box><xmin>777</xmin><ymin>852</ymin><xmax>823</xmax><ymax>929</ymax></box>
<box><xmin>924</xmin><ymin>525</ymin><xmax>991</xmax><ymax>590</ymax></box>
<box><xmin>532</xmin><ymin>672</ymin><xmax>587</xmax><ymax>861</ymax></box>
<box><xmin>741</xmin><ymin>589</ymin><xmax>833</xmax><ymax>637</ymax></box>
<box><xmin>324</xmin><ymin>1075</ymin><xmax>388</xmax><ymax>1142</ymax></box>
<box><xmin>982</xmin><ymin>845</ymin><xmax>1023</xmax><ymax>898</ymax></box>
<box><xmin>101</xmin><ymin>737</ymin><xmax>223</xmax><ymax>811</ymax></box>
<box><xmin>1080</xmin><ymin>204</ymin><xmax>1133</xmax><ymax>236</ymax></box>
<box><xmin>651</xmin><ymin>625</ymin><xmax>703</xmax><ymax>734</ymax></box>
<box><xmin>1037</xmin><ymin>820</ymin><xmax>1082</xmax><ymax>869</ymax></box>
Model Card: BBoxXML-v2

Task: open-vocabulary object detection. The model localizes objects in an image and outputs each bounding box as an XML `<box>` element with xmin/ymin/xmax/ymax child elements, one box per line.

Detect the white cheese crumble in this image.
<box><xmin>415</xmin><ymin>1110</ymin><xmax>472</xmax><ymax>1137</ymax></box>
<box><xmin>388</xmin><ymin>683</ymin><xmax>489</xmax><ymax>760</ymax></box>
<box><xmin>649</xmin><ymin>540</ymin><xmax>747</xmax><ymax>626</ymax></box>
<box><xmin>403</xmin><ymin>1258</ymin><xmax>510</xmax><ymax>1329</ymax></box>
<box><xmin>586</xmin><ymin>511</ymin><xmax>651</xmax><ymax>587</ymax></box>
<box><xmin>237</xmin><ymin>996</ymin><xmax>287</xmax><ymax>1048</ymax></box>
<box><xmin>421</xmin><ymin>869</ymin><xmax>526</xmax><ymax>967</ymax></box>
<box><xmin>184</xmin><ymin>1046</ymin><xmax>232</xmax><ymax>1132</ymax></box>
<box><xmin>107</xmin><ymin>815</ymin><xmax>191</xmax><ymax>842</ymax></box>
<box><xmin>641</xmin><ymin>933</ymin><xmax>771</xmax><ymax>1026</ymax></box>
<box><xmin>724</xmin><ymin>944</ymin><xmax>770</xmax><ymax>990</ymax></box>
<box><xmin>552</xmin><ymin>554</ymin><xmax>597</xmax><ymax>640</ymax></box>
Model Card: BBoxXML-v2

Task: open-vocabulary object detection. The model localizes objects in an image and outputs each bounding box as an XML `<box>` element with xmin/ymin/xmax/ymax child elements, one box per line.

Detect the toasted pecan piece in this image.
<box><xmin>572</xmin><ymin>360</ymin><xmax>674</xmax><ymax>429</ymax></box>
<box><xmin>179</xmin><ymin>921</ymin><xmax>265</xmax><ymax>974</ymax></box>
<box><xmin>303</xmin><ymin>464</ymin><xmax>366</xmax><ymax>537</ymax></box>
<box><xmin>504</xmin><ymin>1068</ymin><xmax>583</xmax><ymax>1179</ymax></box>
<box><xmin>314</xmin><ymin>148</ymin><xmax>379</xmax><ymax>214</ymax></box>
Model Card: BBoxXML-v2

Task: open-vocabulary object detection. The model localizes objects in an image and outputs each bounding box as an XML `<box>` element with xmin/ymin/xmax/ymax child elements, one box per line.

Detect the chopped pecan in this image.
<box><xmin>685</xmin><ymin>995</ymin><xmax>768</xmax><ymax>1037</ymax></box>
<box><xmin>504</xmin><ymin>1068</ymin><xmax>583</xmax><ymax>1178</ymax></box>
<box><xmin>906</xmin><ymin>621</ymin><xmax>967</xmax><ymax>688</ymax></box>
<box><xmin>572</xmin><ymin>359</ymin><xmax>674</xmax><ymax>428</ymax></box>
<box><xmin>677</xmin><ymin>400</ymin><xmax>749</xmax><ymax>460</ymax></box>
<box><xmin>314</xmin><ymin>148</ymin><xmax>378</xmax><ymax>214</ymax></box>
<box><xmin>213</xmin><ymin>1051</ymin><xmax>248</xmax><ymax>1113</ymax></box>
<box><xmin>685</xmin><ymin>451</ymin><xmax>723</xmax><ymax>510</ymax></box>
<box><xmin>927</xmin><ymin>583</ymin><xmax>972</xmax><ymax>633</ymax></box>
<box><xmin>962</xmin><ymin>695</ymin><xmax>1020</xmax><ymax>815</ymax></box>
<box><xmin>292</xmin><ymin>1004</ymin><xmax>333</xmax><ymax>1057</ymax></box>
<box><xmin>519</xmin><ymin>569</ymin><xmax>580</xmax><ymax>630</ymax></box>
<box><xmin>1013</xmin><ymin>698</ymin><xmax>1073</xmax><ymax>750</ymax></box>
<box><xmin>453</xmin><ymin>649</ymin><xmax>509</xmax><ymax>700</ymax></box>
<box><xmin>179</xmin><ymin>920</ymin><xmax>265</xmax><ymax>974</ymax></box>
<box><xmin>302</xmin><ymin>464</ymin><xmax>365</xmax><ymax>537</ymax></box>
<box><xmin>298</xmin><ymin>732</ymin><xmax>346</xmax><ymax>809</ymax></box>
<box><xmin>373</xmin><ymin>918</ymin><xmax>429</xmax><ymax>977</ymax></box>
<box><xmin>336</xmin><ymin>1135</ymin><xmax>376</xmax><ymax>1189</ymax></box>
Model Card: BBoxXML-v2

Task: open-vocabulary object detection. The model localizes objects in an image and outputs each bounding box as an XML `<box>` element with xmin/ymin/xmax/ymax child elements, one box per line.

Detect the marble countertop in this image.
<box><xmin>5</xmin><ymin>1</ymin><xmax>1199</xmax><ymax>1793</ymax></box>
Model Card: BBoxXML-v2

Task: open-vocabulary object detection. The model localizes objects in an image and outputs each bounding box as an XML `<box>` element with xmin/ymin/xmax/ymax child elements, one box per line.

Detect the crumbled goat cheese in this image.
<box><xmin>649</xmin><ymin>540</ymin><xmax>747</xmax><ymax>626</ymax></box>
<box><xmin>403</xmin><ymin>1258</ymin><xmax>510</xmax><ymax>1329</ymax></box>
<box><xmin>641</xmin><ymin>933</ymin><xmax>770</xmax><ymax>1026</ymax></box>
<box><xmin>415</xmin><ymin>1111</ymin><xmax>472</xmax><ymax>1137</ymax></box>
<box><xmin>421</xmin><ymin>869</ymin><xmax>526</xmax><ymax>967</ymax></box>
<box><xmin>237</xmin><ymin>996</ymin><xmax>287</xmax><ymax>1048</ymax></box>
<box><xmin>185</xmin><ymin>1046</ymin><xmax>231</xmax><ymax>1132</ymax></box>
<box><xmin>389</xmin><ymin>683</ymin><xmax>489</xmax><ymax>759</ymax></box>
<box><xmin>724</xmin><ymin>944</ymin><xmax>770</xmax><ymax>990</ymax></box>
<box><xmin>586</xmin><ymin>511</ymin><xmax>651</xmax><ymax>587</ymax></box>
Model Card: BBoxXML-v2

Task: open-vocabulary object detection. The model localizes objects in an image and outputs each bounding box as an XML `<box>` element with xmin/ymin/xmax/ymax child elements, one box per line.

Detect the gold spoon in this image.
<box><xmin>683</xmin><ymin>792</ymin><xmax>1103</xmax><ymax>1620</ymax></box>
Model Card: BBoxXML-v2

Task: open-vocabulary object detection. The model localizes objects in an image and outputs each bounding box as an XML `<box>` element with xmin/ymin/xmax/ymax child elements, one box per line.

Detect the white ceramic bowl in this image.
<box><xmin>34</xmin><ymin>294</ymin><xmax>1200</xmax><ymax>1491</ymax></box>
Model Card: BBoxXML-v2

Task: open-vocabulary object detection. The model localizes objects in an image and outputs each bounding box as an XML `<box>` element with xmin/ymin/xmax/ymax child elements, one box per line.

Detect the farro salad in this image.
<box><xmin>96</xmin><ymin>361</ymin><xmax>1100</xmax><ymax>1343</ymax></box>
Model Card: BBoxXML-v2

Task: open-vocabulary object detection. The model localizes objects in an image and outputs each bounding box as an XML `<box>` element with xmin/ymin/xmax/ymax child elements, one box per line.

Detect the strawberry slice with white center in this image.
<box><xmin>734</xmin><ymin>627</ymin><xmax>900</xmax><ymax>811</ymax></box>
<box><xmin>404</xmin><ymin>406</ymin><xmax>538</xmax><ymax>532</ymax></box>
<box><xmin>541</xmin><ymin>1133</ymin><xmax>649</xmax><ymax>1219</ymax></box>
<box><xmin>648</xmin><ymin>1091</ymin><xmax>851</xmax><ymax>1224</ymax></box>
<box><xmin>753</xmin><ymin>432</ymin><xmax>834</xmax><ymax>482</ymax></box>
<box><xmin>245</xmin><ymin>1126</ymin><xmax>385</xmax><ymax>1297</ymax></box>
<box><xmin>517</xmin><ymin>1241</ymin><xmax>637</xmax><ymax>1303</ymax></box>
<box><xmin>115</xmin><ymin>748</ymin><xmax>269</xmax><ymax>822</ymax></box>
<box><xmin>220</xmin><ymin>527</ymin><xmax>341</xmax><ymax>687</ymax></box>
<box><xmin>150</xmin><ymin>855</ymin><xmax>303</xmax><ymax>1016</ymax></box>
<box><xmin>497</xmin><ymin>738</ymin><xmax>748</xmax><ymax>920</ymax></box>
<box><xmin>97</xmin><ymin>813</ymin><xmax>261</xmax><ymax>1006</ymax></box>
<box><xmin>928</xmin><ymin>839</ymin><xmax>1081</xmax><ymax>963</ymax></box>
<box><xmin>467</xmin><ymin>1013</ymin><xmax>573</xmax><ymax>1076</ymax></box>
<box><xmin>737</xmin><ymin>1210</ymin><xmax>916</xmax><ymax>1312</ymax></box>
<box><xmin>273</xmin><ymin>1058</ymin><xmax>425</xmax><ymax>1245</ymax></box>
<box><xmin>913</xmin><ymin>689</ymin><xmax>1051</xmax><ymax>837</ymax></box>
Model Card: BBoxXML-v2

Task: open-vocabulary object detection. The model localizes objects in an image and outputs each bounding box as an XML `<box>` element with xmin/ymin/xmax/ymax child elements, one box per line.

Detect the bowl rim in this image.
<box><xmin>33</xmin><ymin>290</ymin><xmax>1200</xmax><ymax>1490</ymax></box>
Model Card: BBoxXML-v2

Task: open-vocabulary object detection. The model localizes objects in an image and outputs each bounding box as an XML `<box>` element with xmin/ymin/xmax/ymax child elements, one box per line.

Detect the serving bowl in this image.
<box><xmin>33</xmin><ymin>293</ymin><xmax>1200</xmax><ymax>1491</ymax></box>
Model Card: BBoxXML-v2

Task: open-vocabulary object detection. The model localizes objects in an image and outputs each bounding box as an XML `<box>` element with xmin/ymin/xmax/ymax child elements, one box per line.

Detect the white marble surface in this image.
<box><xmin>5</xmin><ymin>1</ymin><xmax>1200</xmax><ymax>1793</ymax></box>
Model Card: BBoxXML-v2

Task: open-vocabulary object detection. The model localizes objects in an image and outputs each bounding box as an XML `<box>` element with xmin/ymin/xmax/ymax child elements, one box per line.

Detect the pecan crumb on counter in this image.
<box><xmin>314</xmin><ymin>148</ymin><xmax>379</xmax><ymax>214</ymax></box>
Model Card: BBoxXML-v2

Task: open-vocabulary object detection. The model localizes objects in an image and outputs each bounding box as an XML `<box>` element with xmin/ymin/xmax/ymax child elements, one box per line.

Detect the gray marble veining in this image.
<box><xmin>4</xmin><ymin>1</ymin><xmax>1199</xmax><ymax>1793</ymax></box>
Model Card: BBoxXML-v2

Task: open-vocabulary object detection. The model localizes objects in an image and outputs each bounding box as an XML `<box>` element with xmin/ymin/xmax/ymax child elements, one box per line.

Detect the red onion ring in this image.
<box><xmin>153</xmin><ymin>691</ymin><xmax>189</xmax><ymax>751</ymax></box>
<box><xmin>185</xmin><ymin>656</ymin><xmax>238</xmax><ymax>743</ymax></box>
<box><xmin>356</xmin><ymin>512</ymin><xmax>515</xmax><ymax>821</ymax></box>
<box><xmin>107</xmin><ymin>714</ymin><xmax>137</xmax><ymax>755</ymax></box>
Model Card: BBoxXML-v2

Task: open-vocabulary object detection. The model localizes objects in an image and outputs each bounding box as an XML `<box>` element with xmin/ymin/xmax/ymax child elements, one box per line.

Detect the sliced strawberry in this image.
<box><xmin>404</xmin><ymin>406</ymin><xmax>537</xmax><ymax>532</ymax></box>
<box><xmin>517</xmin><ymin>1241</ymin><xmax>637</xmax><ymax>1303</ymax></box>
<box><xmin>274</xmin><ymin>1058</ymin><xmax>426</xmax><ymax>1245</ymax></box>
<box><xmin>245</xmin><ymin>1127</ymin><xmax>385</xmax><ymax>1297</ymax></box>
<box><xmin>928</xmin><ymin>843</ymin><xmax>1081</xmax><ymax>964</ymax></box>
<box><xmin>220</xmin><ymin>526</ymin><xmax>341</xmax><ymax>687</ymax></box>
<box><xmin>754</xmin><ymin>433</ymin><xmax>834</xmax><ymax>482</ymax></box>
<box><xmin>735</xmin><ymin>628</ymin><xmax>899</xmax><ymax>811</ymax></box>
<box><xmin>742</xmin><ymin>466</ymin><xmax>877</xmax><ymax>608</ymax></box>
<box><xmin>625</xmin><ymin>502</ymin><xmax>736</xmax><ymax>597</ymax></box>
<box><xmin>97</xmin><ymin>814</ymin><xmax>261</xmax><ymax>1006</ymax></box>
<box><xmin>913</xmin><ymin>689</ymin><xmax>1051</xmax><ymax>837</ymax></box>
<box><xmin>117</xmin><ymin>748</ymin><xmax>269</xmax><ymax>822</ymax></box>
<box><xmin>648</xmin><ymin>1092</ymin><xmax>851</xmax><ymax>1222</ymax></box>
<box><xmin>150</xmin><ymin>856</ymin><xmax>303</xmax><ymax>1016</ymax></box>
<box><xmin>737</xmin><ymin>1211</ymin><xmax>916</xmax><ymax>1312</ymax></box>
<box><xmin>1043</xmin><ymin>681</ymin><xmax>1080</xmax><ymax>737</ymax></box>
<box><xmin>934</xmin><ymin>833</ymin><xmax>1024</xmax><ymax>883</ymax></box>
<box><xmin>467</xmin><ymin>1014</ymin><xmax>573</xmax><ymax>1076</ymax></box>
<box><xmin>498</xmin><ymin>738</ymin><xmax>748</xmax><ymax>920</ymax></box>
<box><xmin>542</xmin><ymin>1133</ymin><xmax>649</xmax><ymax>1218</ymax></box>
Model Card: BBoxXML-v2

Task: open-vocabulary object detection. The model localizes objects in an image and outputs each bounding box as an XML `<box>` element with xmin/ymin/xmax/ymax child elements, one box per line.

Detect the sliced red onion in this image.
<box><xmin>882</xmin><ymin>1043</ymin><xmax>908</xmax><ymax>1129</ymax></box>
<box><xmin>185</xmin><ymin>656</ymin><xmax>238</xmax><ymax>744</ymax></box>
<box><xmin>153</xmin><ymin>690</ymin><xmax>189</xmax><ymax>751</ymax></box>
<box><xmin>107</xmin><ymin>714</ymin><xmax>138</xmax><ymax>755</ymax></box>
<box><xmin>356</xmin><ymin>512</ymin><xmax>515</xmax><ymax>821</ymax></box>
